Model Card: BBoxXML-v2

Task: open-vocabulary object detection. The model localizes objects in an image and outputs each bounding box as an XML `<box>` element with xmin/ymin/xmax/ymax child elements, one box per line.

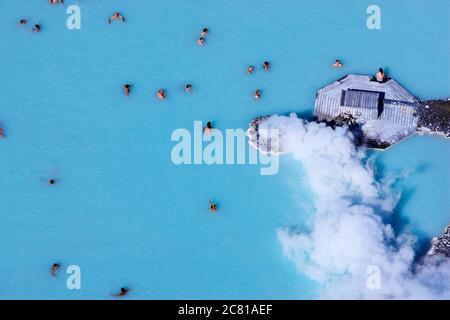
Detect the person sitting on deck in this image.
<box><xmin>375</xmin><ymin>68</ymin><xmax>386</xmax><ymax>82</ymax></box>
<box><xmin>49</xmin><ymin>0</ymin><xmax>64</xmax><ymax>4</ymax></box>
<box><xmin>112</xmin><ymin>287</ymin><xmax>130</xmax><ymax>297</ymax></box>
<box><xmin>50</xmin><ymin>263</ymin><xmax>60</xmax><ymax>276</ymax></box>
<box><xmin>157</xmin><ymin>89</ymin><xmax>166</xmax><ymax>100</ymax></box>
<box><xmin>109</xmin><ymin>12</ymin><xmax>125</xmax><ymax>24</ymax></box>
<box><xmin>32</xmin><ymin>24</ymin><xmax>41</xmax><ymax>32</ymax></box>
<box><xmin>209</xmin><ymin>200</ymin><xmax>217</xmax><ymax>213</ymax></box>
<box><xmin>332</xmin><ymin>59</ymin><xmax>343</xmax><ymax>68</ymax></box>
<box><xmin>123</xmin><ymin>84</ymin><xmax>130</xmax><ymax>96</ymax></box>
<box><xmin>204</xmin><ymin>121</ymin><xmax>213</xmax><ymax>135</ymax></box>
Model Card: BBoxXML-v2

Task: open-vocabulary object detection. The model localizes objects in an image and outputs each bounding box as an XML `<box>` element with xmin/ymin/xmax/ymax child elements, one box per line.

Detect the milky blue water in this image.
<box><xmin>0</xmin><ymin>0</ymin><xmax>448</xmax><ymax>299</ymax></box>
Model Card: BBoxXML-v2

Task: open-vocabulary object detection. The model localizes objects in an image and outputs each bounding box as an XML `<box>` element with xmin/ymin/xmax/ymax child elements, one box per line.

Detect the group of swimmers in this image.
<box><xmin>18</xmin><ymin>0</ymin><xmax>64</xmax><ymax>31</ymax></box>
<box><xmin>50</xmin><ymin>263</ymin><xmax>130</xmax><ymax>297</ymax></box>
<box><xmin>19</xmin><ymin>19</ymin><xmax>41</xmax><ymax>32</ymax></box>
<box><xmin>331</xmin><ymin>60</ymin><xmax>386</xmax><ymax>83</ymax></box>
<box><xmin>197</xmin><ymin>28</ymin><xmax>209</xmax><ymax>46</ymax></box>
<box><xmin>246</xmin><ymin>61</ymin><xmax>271</xmax><ymax>100</ymax></box>
<box><xmin>122</xmin><ymin>84</ymin><xmax>193</xmax><ymax>100</ymax></box>
<box><xmin>20</xmin><ymin>8</ymin><xmax>124</xmax><ymax>33</ymax></box>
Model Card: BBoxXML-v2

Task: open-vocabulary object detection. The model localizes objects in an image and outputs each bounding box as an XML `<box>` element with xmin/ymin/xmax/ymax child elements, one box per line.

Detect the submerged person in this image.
<box><xmin>204</xmin><ymin>121</ymin><xmax>213</xmax><ymax>135</ymax></box>
<box><xmin>123</xmin><ymin>84</ymin><xmax>130</xmax><ymax>96</ymax></box>
<box><xmin>157</xmin><ymin>89</ymin><xmax>166</xmax><ymax>100</ymax></box>
<box><xmin>50</xmin><ymin>263</ymin><xmax>60</xmax><ymax>276</ymax></box>
<box><xmin>332</xmin><ymin>59</ymin><xmax>343</xmax><ymax>68</ymax></box>
<box><xmin>375</xmin><ymin>68</ymin><xmax>385</xmax><ymax>82</ymax></box>
<box><xmin>109</xmin><ymin>12</ymin><xmax>125</xmax><ymax>24</ymax></box>
<box><xmin>262</xmin><ymin>61</ymin><xmax>270</xmax><ymax>71</ymax></box>
<box><xmin>247</xmin><ymin>66</ymin><xmax>254</xmax><ymax>74</ymax></box>
<box><xmin>185</xmin><ymin>84</ymin><xmax>192</xmax><ymax>93</ymax></box>
<box><xmin>201</xmin><ymin>28</ymin><xmax>208</xmax><ymax>37</ymax></box>
<box><xmin>32</xmin><ymin>24</ymin><xmax>41</xmax><ymax>32</ymax></box>
<box><xmin>209</xmin><ymin>200</ymin><xmax>217</xmax><ymax>213</ymax></box>
<box><xmin>254</xmin><ymin>89</ymin><xmax>261</xmax><ymax>100</ymax></box>
<box><xmin>112</xmin><ymin>287</ymin><xmax>129</xmax><ymax>297</ymax></box>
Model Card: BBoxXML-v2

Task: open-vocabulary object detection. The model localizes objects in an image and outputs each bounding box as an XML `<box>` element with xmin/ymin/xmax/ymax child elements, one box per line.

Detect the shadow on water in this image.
<box><xmin>377</xmin><ymin>160</ymin><xmax>435</xmax><ymax>261</ymax></box>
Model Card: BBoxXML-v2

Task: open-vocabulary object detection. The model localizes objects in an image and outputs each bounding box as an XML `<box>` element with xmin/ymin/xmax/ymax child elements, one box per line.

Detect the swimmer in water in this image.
<box><xmin>197</xmin><ymin>37</ymin><xmax>205</xmax><ymax>46</ymax></box>
<box><xmin>185</xmin><ymin>84</ymin><xmax>192</xmax><ymax>93</ymax></box>
<box><xmin>332</xmin><ymin>59</ymin><xmax>343</xmax><ymax>68</ymax></box>
<box><xmin>375</xmin><ymin>68</ymin><xmax>385</xmax><ymax>82</ymax></box>
<box><xmin>201</xmin><ymin>28</ymin><xmax>208</xmax><ymax>37</ymax></box>
<box><xmin>157</xmin><ymin>89</ymin><xmax>167</xmax><ymax>100</ymax></box>
<box><xmin>109</xmin><ymin>12</ymin><xmax>125</xmax><ymax>24</ymax></box>
<box><xmin>32</xmin><ymin>24</ymin><xmax>41</xmax><ymax>32</ymax></box>
<box><xmin>49</xmin><ymin>179</ymin><xmax>56</xmax><ymax>185</ymax></box>
<box><xmin>0</xmin><ymin>128</ymin><xmax>4</xmax><ymax>138</ymax></box>
<box><xmin>247</xmin><ymin>66</ymin><xmax>254</xmax><ymax>74</ymax></box>
<box><xmin>209</xmin><ymin>200</ymin><xmax>217</xmax><ymax>213</ymax></box>
<box><xmin>50</xmin><ymin>263</ymin><xmax>60</xmax><ymax>277</ymax></box>
<box><xmin>19</xmin><ymin>19</ymin><xmax>27</xmax><ymax>25</ymax></box>
<box><xmin>112</xmin><ymin>287</ymin><xmax>129</xmax><ymax>297</ymax></box>
<box><xmin>263</xmin><ymin>61</ymin><xmax>270</xmax><ymax>71</ymax></box>
<box><xmin>204</xmin><ymin>121</ymin><xmax>213</xmax><ymax>135</ymax></box>
<box><xmin>123</xmin><ymin>84</ymin><xmax>130</xmax><ymax>96</ymax></box>
<box><xmin>49</xmin><ymin>0</ymin><xmax>64</xmax><ymax>4</ymax></box>
<box><xmin>254</xmin><ymin>89</ymin><xmax>261</xmax><ymax>100</ymax></box>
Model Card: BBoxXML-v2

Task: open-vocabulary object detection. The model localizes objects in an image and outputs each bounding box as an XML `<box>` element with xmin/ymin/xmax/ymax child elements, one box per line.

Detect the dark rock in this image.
<box><xmin>417</xmin><ymin>99</ymin><xmax>450</xmax><ymax>137</ymax></box>
<box><xmin>429</xmin><ymin>224</ymin><xmax>450</xmax><ymax>257</ymax></box>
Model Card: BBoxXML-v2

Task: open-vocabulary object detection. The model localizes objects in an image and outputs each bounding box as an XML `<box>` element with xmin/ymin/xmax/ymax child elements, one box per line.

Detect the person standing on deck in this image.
<box><xmin>375</xmin><ymin>68</ymin><xmax>386</xmax><ymax>82</ymax></box>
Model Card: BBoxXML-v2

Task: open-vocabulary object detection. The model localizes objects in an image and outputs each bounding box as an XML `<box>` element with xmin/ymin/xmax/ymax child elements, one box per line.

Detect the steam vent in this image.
<box><xmin>314</xmin><ymin>74</ymin><xmax>420</xmax><ymax>149</ymax></box>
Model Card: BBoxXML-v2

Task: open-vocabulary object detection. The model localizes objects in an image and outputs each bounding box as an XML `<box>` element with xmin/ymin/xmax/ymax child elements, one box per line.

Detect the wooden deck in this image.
<box><xmin>313</xmin><ymin>74</ymin><xmax>419</xmax><ymax>148</ymax></box>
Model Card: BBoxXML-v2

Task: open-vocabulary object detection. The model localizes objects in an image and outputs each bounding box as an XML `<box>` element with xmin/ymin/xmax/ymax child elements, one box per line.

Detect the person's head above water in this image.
<box><xmin>49</xmin><ymin>179</ymin><xmax>55</xmax><ymax>184</ymax></box>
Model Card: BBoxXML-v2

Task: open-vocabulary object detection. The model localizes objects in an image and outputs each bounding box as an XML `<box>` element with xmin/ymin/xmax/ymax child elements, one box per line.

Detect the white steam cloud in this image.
<box><xmin>256</xmin><ymin>114</ymin><xmax>450</xmax><ymax>299</ymax></box>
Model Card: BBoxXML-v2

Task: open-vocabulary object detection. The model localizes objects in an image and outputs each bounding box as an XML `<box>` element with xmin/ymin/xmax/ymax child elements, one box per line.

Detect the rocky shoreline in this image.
<box><xmin>417</xmin><ymin>98</ymin><xmax>450</xmax><ymax>138</ymax></box>
<box><xmin>429</xmin><ymin>224</ymin><xmax>450</xmax><ymax>257</ymax></box>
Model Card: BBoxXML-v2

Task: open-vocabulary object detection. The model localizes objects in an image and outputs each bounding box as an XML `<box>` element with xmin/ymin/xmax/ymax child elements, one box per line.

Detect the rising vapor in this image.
<box><xmin>250</xmin><ymin>113</ymin><xmax>450</xmax><ymax>299</ymax></box>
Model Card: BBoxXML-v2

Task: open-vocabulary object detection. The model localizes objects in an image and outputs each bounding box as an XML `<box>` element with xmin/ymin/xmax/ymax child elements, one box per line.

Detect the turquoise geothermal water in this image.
<box><xmin>0</xmin><ymin>0</ymin><xmax>448</xmax><ymax>299</ymax></box>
